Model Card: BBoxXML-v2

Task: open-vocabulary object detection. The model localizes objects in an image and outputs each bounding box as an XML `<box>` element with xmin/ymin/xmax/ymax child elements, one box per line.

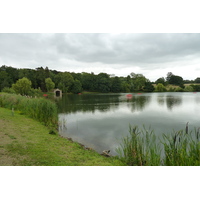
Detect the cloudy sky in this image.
<box><xmin>0</xmin><ymin>33</ymin><xmax>200</xmax><ymax>81</ymax></box>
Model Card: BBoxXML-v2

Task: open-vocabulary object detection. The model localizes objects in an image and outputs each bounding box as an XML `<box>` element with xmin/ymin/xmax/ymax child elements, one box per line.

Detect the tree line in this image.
<box><xmin>0</xmin><ymin>65</ymin><xmax>200</xmax><ymax>95</ymax></box>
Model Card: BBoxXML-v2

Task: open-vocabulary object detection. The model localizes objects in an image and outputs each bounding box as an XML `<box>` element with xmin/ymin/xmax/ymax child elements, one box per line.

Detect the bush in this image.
<box><xmin>184</xmin><ymin>85</ymin><xmax>194</xmax><ymax>92</ymax></box>
<box><xmin>155</xmin><ymin>83</ymin><xmax>167</xmax><ymax>92</ymax></box>
<box><xmin>1</xmin><ymin>87</ymin><xmax>16</xmax><ymax>94</ymax></box>
<box><xmin>0</xmin><ymin>93</ymin><xmax>58</xmax><ymax>128</ymax></box>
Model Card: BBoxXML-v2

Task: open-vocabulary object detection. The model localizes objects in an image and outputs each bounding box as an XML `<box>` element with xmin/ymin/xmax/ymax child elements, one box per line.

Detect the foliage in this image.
<box><xmin>12</xmin><ymin>77</ymin><xmax>32</xmax><ymax>95</ymax></box>
<box><xmin>117</xmin><ymin>125</ymin><xmax>200</xmax><ymax>166</ymax></box>
<box><xmin>143</xmin><ymin>81</ymin><xmax>155</xmax><ymax>92</ymax></box>
<box><xmin>155</xmin><ymin>77</ymin><xmax>167</xmax><ymax>86</ymax></box>
<box><xmin>194</xmin><ymin>77</ymin><xmax>200</xmax><ymax>83</ymax></box>
<box><xmin>1</xmin><ymin>65</ymin><xmax>199</xmax><ymax>94</ymax></box>
<box><xmin>155</xmin><ymin>83</ymin><xmax>167</xmax><ymax>92</ymax></box>
<box><xmin>116</xmin><ymin>126</ymin><xmax>161</xmax><ymax>166</ymax></box>
<box><xmin>111</xmin><ymin>77</ymin><xmax>121</xmax><ymax>92</ymax></box>
<box><xmin>45</xmin><ymin>77</ymin><xmax>55</xmax><ymax>92</ymax></box>
<box><xmin>55</xmin><ymin>72</ymin><xmax>74</xmax><ymax>93</ymax></box>
<box><xmin>70</xmin><ymin>79</ymin><xmax>82</xmax><ymax>94</ymax></box>
<box><xmin>1</xmin><ymin>87</ymin><xmax>16</xmax><ymax>94</ymax></box>
<box><xmin>190</xmin><ymin>84</ymin><xmax>200</xmax><ymax>91</ymax></box>
<box><xmin>183</xmin><ymin>85</ymin><xmax>194</xmax><ymax>92</ymax></box>
<box><xmin>175</xmin><ymin>86</ymin><xmax>184</xmax><ymax>92</ymax></box>
<box><xmin>0</xmin><ymin>93</ymin><xmax>58</xmax><ymax>128</ymax></box>
<box><xmin>130</xmin><ymin>73</ymin><xmax>148</xmax><ymax>91</ymax></box>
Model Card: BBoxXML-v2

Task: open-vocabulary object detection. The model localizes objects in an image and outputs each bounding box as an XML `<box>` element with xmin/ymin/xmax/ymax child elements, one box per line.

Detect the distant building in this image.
<box><xmin>54</xmin><ymin>89</ymin><xmax>62</xmax><ymax>97</ymax></box>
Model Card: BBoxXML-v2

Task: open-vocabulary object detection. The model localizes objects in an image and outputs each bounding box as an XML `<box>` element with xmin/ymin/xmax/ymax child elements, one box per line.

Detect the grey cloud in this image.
<box><xmin>50</xmin><ymin>33</ymin><xmax>200</xmax><ymax>66</ymax></box>
<box><xmin>0</xmin><ymin>33</ymin><xmax>200</xmax><ymax>81</ymax></box>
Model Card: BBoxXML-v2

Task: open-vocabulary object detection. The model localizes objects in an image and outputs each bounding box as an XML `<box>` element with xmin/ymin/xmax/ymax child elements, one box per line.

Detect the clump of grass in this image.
<box><xmin>116</xmin><ymin>126</ymin><xmax>161</xmax><ymax>166</ymax></box>
<box><xmin>0</xmin><ymin>93</ymin><xmax>58</xmax><ymax>128</ymax></box>
<box><xmin>117</xmin><ymin>124</ymin><xmax>200</xmax><ymax>166</ymax></box>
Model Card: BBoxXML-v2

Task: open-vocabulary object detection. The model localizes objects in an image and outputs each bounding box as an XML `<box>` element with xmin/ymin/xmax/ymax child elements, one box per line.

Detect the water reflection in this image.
<box><xmin>166</xmin><ymin>95</ymin><xmax>182</xmax><ymax>110</ymax></box>
<box><xmin>157</xmin><ymin>95</ymin><xmax>165</xmax><ymax>106</ymax></box>
<box><xmin>57</xmin><ymin>93</ymin><xmax>151</xmax><ymax>114</ymax></box>
<box><xmin>127</xmin><ymin>95</ymin><xmax>151</xmax><ymax>112</ymax></box>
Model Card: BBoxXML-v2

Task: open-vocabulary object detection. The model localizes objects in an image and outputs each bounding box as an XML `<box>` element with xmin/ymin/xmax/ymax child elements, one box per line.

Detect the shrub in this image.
<box><xmin>155</xmin><ymin>83</ymin><xmax>167</xmax><ymax>92</ymax></box>
<box><xmin>1</xmin><ymin>87</ymin><xmax>16</xmax><ymax>94</ymax></box>
<box><xmin>0</xmin><ymin>93</ymin><xmax>58</xmax><ymax>128</ymax></box>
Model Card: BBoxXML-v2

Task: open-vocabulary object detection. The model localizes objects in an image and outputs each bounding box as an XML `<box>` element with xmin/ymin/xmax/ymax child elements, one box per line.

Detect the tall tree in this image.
<box><xmin>12</xmin><ymin>77</ymin><xmax>32</xmax><ymax>95</ymax></box>
<box><xmin>45</xmin><ymin>78</ymin><xmax>55</xmax><ymax>92</ymax></box>
<box><xmin>55</xmin><ymin>72</ymin><xmax>74</xmax><ymax>93</ymax></box>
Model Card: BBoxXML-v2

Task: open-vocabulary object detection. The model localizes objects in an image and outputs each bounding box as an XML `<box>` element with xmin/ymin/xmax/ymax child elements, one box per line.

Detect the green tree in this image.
<box><xmin>166</xmin><ymin>72</ymin><xmax>173</xmax><ymax>82</ymax></box>
<box><xmin>97</xmin><ymin>73</ymin><xmax>111</xmax><ymax>93</ymax></box>
<box><xmin>71</xmin><ymin>79</ymin><xmax>82</xmax><ymax>94</ymax></box>
<box><xmin>55</xmin><ymin>72</ymin><xmax>74</xmax><ymax>93</ymax></box>
<box><xmin>12</xmin><ymin>77</ymin><xmax>32</xmax><ymax>95</ymax></box>
<box><xmin>194</xmin><ymin>77</ymin><xmax>200</xmax><ymax>83</ymax></box>
<box><xmin>155</xmin><ymin>83</ymin><xmax>166</xmax><ymax>92</ymax></box>
<box><xmin>45</xmin><ymin>78</ymin><xmax>55</xmax><ymax>92</ymax></box>
<box><xmin>130</xmin><ymin>73</ymin><xmax>147</xmax><ymax>91</ymax></box>
<box><xmin>184</xmin><ymin>85</ymin><xmax>194</xmax><ymax>92</ymax></box>
<box><xmin>143</xmin><ymin>81</ymin><xmax>155</xmax><ymax>92</ymax></box>
<box><xmin>0</xmin><ymin>71</ymin><xmax>11</xmax><ymax>91</ymax></box>
<box><xmin>169</xmin><ymin>75</ymin><xmax>184</xmax><ymax>87</ymax></box>
<box><xmin>111</xmin><ymin>77</ymin><xmax>121</xmax><ymax>92</ymax></box>
<box><xmin>155</xmin><ymin>77</ymin><xmax>167</xmax><ymax>86</ymax></box>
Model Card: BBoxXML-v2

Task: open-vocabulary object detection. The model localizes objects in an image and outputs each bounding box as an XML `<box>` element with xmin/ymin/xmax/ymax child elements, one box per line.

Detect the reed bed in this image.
<box><xmin>0</xmin><ymin>93</ymin><xmax>58</xmax><ymax>128</ymax></box>
<box><xmin>117</xmin><ymin>125</ymin><xmax>200</xmax><ymax>166</ymax></box>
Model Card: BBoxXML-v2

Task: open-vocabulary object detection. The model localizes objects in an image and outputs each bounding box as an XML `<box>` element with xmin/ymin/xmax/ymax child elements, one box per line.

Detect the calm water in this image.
<box><xmin>57</xmin><ymin>92</ymin><xmax>200</xmax><ymax>155</ymax></box>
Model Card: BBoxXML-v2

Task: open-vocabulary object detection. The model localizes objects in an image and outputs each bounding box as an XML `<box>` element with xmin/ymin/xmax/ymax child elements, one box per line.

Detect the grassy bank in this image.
<box><xmin>117</xmin><ymin>126</ymin><xmax>200</xmax><ymax>166</ymax></box>
<box><xmin>0</xmin><ymin>93</ymin><xmax>58</xmax><ymax>128</ymax></box>
<box><xmin>0</xmin><ymin>107</ymin><xmax>124</xmax><ymax>166</ymax></box>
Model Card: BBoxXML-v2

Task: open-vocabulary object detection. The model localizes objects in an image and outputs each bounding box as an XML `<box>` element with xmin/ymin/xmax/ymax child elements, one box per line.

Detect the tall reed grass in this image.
<box><xmin>0</xmin><ymin>93</ymin><xmax>58</xmax><ymax>128</ymax></box>
<box><xmin>117</xmin><ymin>125</ymin><xmax>200</xmax><ymax>166</ymax></box>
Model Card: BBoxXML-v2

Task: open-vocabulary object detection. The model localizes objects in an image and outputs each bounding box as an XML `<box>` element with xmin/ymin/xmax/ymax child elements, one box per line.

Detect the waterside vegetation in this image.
<box><xmin>0</xmin><ymin>93</ymin><xmax>58</xmax><ymax>128</ymax></box>
<box><xmin>117</xmin><ymin>125</ymin><xmax>200</xmax><ymax>166</ymax></box>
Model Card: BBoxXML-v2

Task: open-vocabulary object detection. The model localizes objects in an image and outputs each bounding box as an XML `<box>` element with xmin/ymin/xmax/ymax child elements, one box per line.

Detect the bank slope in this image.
<box><xmin>0</xmin><ymin>107</ymin><xmax>124</xmax><ymax>166</ymax></box>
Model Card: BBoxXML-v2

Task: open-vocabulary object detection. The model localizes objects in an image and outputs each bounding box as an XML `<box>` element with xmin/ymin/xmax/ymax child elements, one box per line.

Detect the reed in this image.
<box><xmin>117</xmin><ymin>124</ymin><xmax>200</xmax><ymax>166</ymax></box>
<box><xmin>0</xmin><ymin>93</ymin><xmax>58</xmax><ymax>128</ymax></box>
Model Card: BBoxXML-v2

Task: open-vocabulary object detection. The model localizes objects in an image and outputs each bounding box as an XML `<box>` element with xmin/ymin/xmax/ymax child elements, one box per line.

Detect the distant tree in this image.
<box><xmin>111</xmin><ymin>77</ymin><xmax>121</xmax><ymax>92</ymax></box>
<box><xmin>121</xmin><ymin>82</ymin><xmax>131</xmax><ymax>92</ymax></box>
<box><xmin>143</xmin><ymin>81</ymin><xmax>155</xmax><ymax>92</ymax></box>
<box><xmin>130</xmin><ymin>73</ymin><xmax>147</xmax><ymax>91</ymax></box>
<box><xmin>97</xmin><ymin>73</ymin><xmax>111</xmax><ymax>93</ymax></box>
<box><xmin>81</xmin><ymin>72</ymin><xmax>97</xmax><ymax>91</ymax></box>
<box><xmin>169</xmin><ymin>75</ymin><xmax>184</xmax><ymax>87</ymax></box>
<box><xmin>45</xmin><ymin>78</ymin><xmax>55</xmax><ymax>92</ymax></box>
<box><xmin>71</xmin><ymin>79</ymin><xmax>82</xmax><ymax>94</ymax></box>
<box><xmin>166</xmin><ymin>72</ymin><xmax>173</xmax><ymax>82</ymax></box>
<box><xmin>155</xmin><ymin>77</ymin><xmax>167</xmax><ymax>86</ymax></box>
<box><xmin>155</xmin><ymin>83</ymin><xmax>166</xmax><ymax>92</ymax></box>
<box><xmin>0</xmin><ymin>71</ymin><xmax>11</xmax><ymax>91</ymax></box>
<box><xmin>184</xmin><ymin>85</ymin><xmax>194</xmax><ymax>92</ymax></box>
<box><xmin>191</xmin><ymin>84</ymin><xmax>200</xmax><ymax>92</ymax></box>
<box><xmin>12</xmin><ymin>77</ymin><xmax>32</xmax><ymax>95</ymax></box>
<box><xmin>194</xmin><ymin>77</ymin><xmax>200</xmax><ymax>83</ymax></box>
<box><xmin>55</xmin><ymin>72</ymin><xmax>74</xmax><ymax>93</ymax></box>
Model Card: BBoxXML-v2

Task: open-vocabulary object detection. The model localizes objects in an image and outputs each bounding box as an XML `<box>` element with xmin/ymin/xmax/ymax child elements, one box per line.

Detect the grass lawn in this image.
<box><xmin>0</xmin><ymin>107</ymin><xmax>124</xmax><ymax>166</ymax></box>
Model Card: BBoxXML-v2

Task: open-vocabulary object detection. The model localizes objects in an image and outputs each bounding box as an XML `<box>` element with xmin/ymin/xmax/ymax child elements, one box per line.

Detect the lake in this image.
<box><xmin>57</xmin><ymin>92</ymin><xmax>200</xmax><ymax>155</ymax></box>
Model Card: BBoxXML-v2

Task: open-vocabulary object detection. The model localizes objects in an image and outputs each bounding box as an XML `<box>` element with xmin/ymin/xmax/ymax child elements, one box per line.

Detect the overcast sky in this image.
<box><xmin>0</xmin><ymin>33</ymin><xmax>200</xmax><ymax>81</ymax></box>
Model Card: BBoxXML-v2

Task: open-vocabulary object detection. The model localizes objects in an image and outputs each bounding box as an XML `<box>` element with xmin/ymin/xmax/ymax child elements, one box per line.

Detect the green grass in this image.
<box><xmin>117</xmin><ymin>125</ymin><xmax>200</xmax><ymax>166</ymax></box>
<box><xmin>0</xmin><ymin>93</ymin><xmax>58</xmax><ymax>128</ymax></box>
<box><xmin>0</xmin><ymin>107</ymin><xmax>124</xmax><ymax>166</ymax></box>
